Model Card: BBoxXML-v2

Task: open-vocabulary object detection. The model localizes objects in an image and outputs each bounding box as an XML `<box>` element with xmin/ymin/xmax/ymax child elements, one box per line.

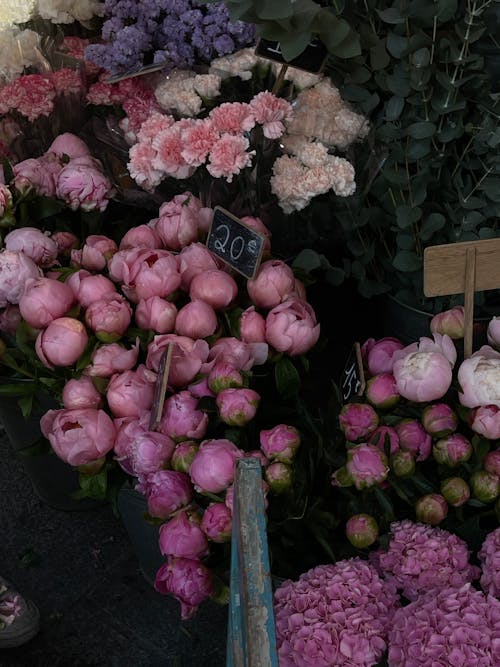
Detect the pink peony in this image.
<box><xmin>113</xmin><ymin>412</ymin><xmax>151</xmax><ymax>472</ymax></box>
<box><xmin>48</xmin><ymin>133</ymin><xmax>90</xmax><ymax>159</ymax></box>
<box><xmin>239</xmin><ymin>306</ymin><xmax>266</xmax><ymax>343</ymax></box>
<box><xmin>153</xmin><ymin>194</ymin><xmax>200</xmax><ymax>251</ymax></box>
<box><xmin>84</xmin><ymin>293</ymin><xmax>132</xmax><ymax>342</ymax></box>
<box><xmin>119</xmin><ymin>224</ymin><xmax>161</xmax><ymax>250</ymax></box>
<box><xmin>415</xmin><ymin>493</ymin><xmax>449</xmax><ymax>525</ymax></box>
<box><xmin>394</xmin><ymin>418</ymin><xmax>432</xmax><ymax>461</ymax></box>
<box><xmin>4</xmin><ymin>227</ymin><xmax>58</xmax><ymax>268</ymax></box>
<box><xmin>484</xmin><ymin>450</ymin><xmax>500</xmax><ymax>477</ymax></box>
<box><xmin>478</xmin><ymin>528</ymin><xmax>500</xmax><ymax>597</ymax></box>
<box><xmin>171</xmin><ymin>441</ymin><xmax>199</xmax><ymax>473</ymax></box>
<box><xmin>265</xmin><ymin>298</ymin><xmax>320</xmax><ymax>356</ymax></box>
<box><xmin>274</xmin><ymin>559</ymin><xmax>399</xmax><ymax>667</ymax></box>
<box><xmin>440</xmin><ymin>476</ymin><xmax>471</xmax><ymax>507</ymax></box>
<box><xmin>158</xmin><ymin>510</ymin><xmax>209</xmax><ymax>560</ymax></box>
<box><xmin>154</xmin><ymin>556</ymin><xmax>214</xmax><ymax>620</ymax></box>
<box><xmin>368</xmin><ymin>425</ymin><xmax>400</xmax><ymax>454</ymax></box>
<box><xmin>470</xmin><ymin>470</ymin><xmax>500</xmax><ymax>503</ymax></box>
<box><xmin>189</xmin><ymin>438</ymin><xmax>243</xmax><ymax>493</ymax></box>
<box><xmin>207</xmin><ymin>362</ymin><xmax>243</xmax><ymax>394</ymax></box>
<box><xmin>200</xmin><ymin>502</ymin><xmax>232</xmax><ymax>543</ymax></box>
<box><xmin>35</xmin><ymin>317</ymin><xmax>88</xmax><ymax>368</ymax></box>
<box><xmin>106</xmin><ymin>365</ymin><xmax>156</xmax><ymax>418</ymax></box>
<box><xmin>247</xmin><ymin>260</ymin><xmax>295</xmax><ymax>310</ymax></box>
<box><xmin>85</xmin><ymin>340</ymin><xmax>139</xmax><ymax>378</ymax></box>
<box><xmin>421</xmin><ymin>402</ymin><xmax>458</xmax><ymax>437</ymax></box>
<box><xmin>363</xmin><ymin>337</ymin><xmax>405</xmax><ymax>375</ymax></box>
<box><xmin>62</xmin><ymin>376</ymin><xmax>103</xmax><ymax>410</ymax></box>
<box><xmin>189</xmin><ymin>270</ymin><xmax>238</xmax><ymax>310</ymax></box>
<box><xmin>71</xmin><ymin>235</ymin><xmax>117</xmax><ymax>271</ymax></box>
<box><xmin>13</xmin><ymin>157</ymin><xmax>59</xmax><ymax>198</ymax></box>
<box><xmin>430</xmin><ymin>305</ymin><xmax>465</xmax><ymax>339</ymax></box>
<box><xmin>470</xmin><ymin>405</ymin><xmax>500</xmax><ymax>439</ymax></box>
<box><xmin>70</xmin><ymin>274</ymin><xmax>116</xmax><ymax>309</ymax></box>
<box><xmin>206</xmin><ymin>133</ymin><xmax>254</xmax><ymax>182</ymax></box>
<box><xmin>264</xmin><ymin>461</ymin><xmax>293</xmax><ymax>493</ymax></box>
<box><xmin>158</xmin><ymin>391</ymin><xmax>209</xmax><ymax>442</ymax></box>
<box><xmin>139</xmin><ymin>470</ymin><xmax>193</xmax><ymax>520</ymax></box>
<box><xmin>40</xmin><ymin>408</ymin><xmax>116</xmax><ymax>466</ymax></box>
<box><xmin>0</xmin><ymin>250</ymin><xmax>42</xmax><ymax>307</ymax></box>
<box><xmin>346</xmin><ymin>444</ymin><xmax>389</xmax><ymax>490</ymax></box>
<box><xmin>487</xmin><ymin>316</ymin><xmax>500</xmax><ymax>348</ymax></box>
<box><xmin>19</xmin><ymin>277</ymin><xmax>74</xmax><ymax>328</ymax></box>
<box><xmin>51</xmin><ymin>231</ymin><xmax>79</xmax><ymax>257</ymax></box>
<box><xmin>56</xmin><ymin>156</ymin><xmax>113</xmax><ymax>212</ymax></box>
<box><xmin>371</xmin><ymin>519</ymin><xmax>478</xmax><ymax>600</ymax></box>
<box><xmin>365</xmin><ymin>373</ymin><xmax>399</xmax><ymax>409</ymax></box>
<box><xmin>135</xmin><ymin>296</ymin><xmax>177</xmax><ymax>334</ymax></box>
<box><xmin>259</xmin><ymin>424</ymin><xmax>301</xmax><ymax>463</ymax></box>
<box><xmin>146</xmin><ymin>334</ymin><xmax>209</xmax><ymax>387</ymax></box>
<box><xmin>346</xmin><ymin>514</ymin><xmax>379</xmax><ymax>548</ymax></box>
<box><xmin>129</xmin><ymin>432</ymin><xmax>175</xmax><ymax>476</ymax></box>
<box><xmin>177</xmin><ymin>242</ymin><xmax>220</xmax><ymax>290</ymax></box>
<box><xmin>216</xmin><ymin>388</ymin><xmax>260</xmax><ymax>426</ymax></box>
<box><xmin>205</xmin><ymin>336</ymin><xmax>268</xmax><ymax>371</ymax></box>
<box><xmin>175</xmin><ymin>300</ymin><xmax>218</xmax><ymax>339</ymax></box>
<box><xmin>393</xmin><ymin>344</ymin><xmax>454</xmax><ymax>402</ymax></box>
<box><xmin>433</xmin><ymin>433</ymin><xmax>472</xmax><ymax>466</ymax></box>
<box><xmin>458</xmin><ymin>345</ymin><xmax>500</xmax><ymax>408</ymax></box>
<box><xmin>339</xmin><ymin>403</ymin><xmax>379</xmax><ymax>442</ymax></box>
<box><xmin>108</xmin><ymin>247</ymin><xmax>181</xmax><ymax>303</ymax></box>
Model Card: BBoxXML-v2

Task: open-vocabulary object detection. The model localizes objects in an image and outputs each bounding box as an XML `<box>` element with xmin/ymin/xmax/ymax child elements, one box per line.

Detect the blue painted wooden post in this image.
<box><xmin>227</xmin><ymin>458</ymin><xmax>278</xmax><ymax>667</ymax></box>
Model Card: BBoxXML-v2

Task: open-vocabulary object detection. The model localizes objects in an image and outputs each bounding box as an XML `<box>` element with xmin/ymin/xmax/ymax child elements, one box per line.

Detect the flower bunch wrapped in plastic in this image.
<box><xmin>0</xmin><ymin>187</ymin><xmax>320</xmax><ymax>619</ymax></box>
<box><xmin>331</xmin><ymin>306</ymin><xmax>500</xmax><ymax>544</ymax></box>
<box><xmin>273</xmin><ymin>558</ymin><xmax>400</xmax><ymax>667</ymax></box>
<box><xmin>84</xmin><ymin>0</ymin><xmax>255</xmax><ymax>76</ymax></box>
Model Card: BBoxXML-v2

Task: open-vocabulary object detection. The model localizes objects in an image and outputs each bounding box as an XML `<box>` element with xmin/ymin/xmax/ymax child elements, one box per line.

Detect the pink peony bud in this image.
<box><xmin>153</xmin><ymin>197</ymin><xmax>199</xmax><ymax>251</ymax></box>
<box><xmin>189</xmin><ymin>439</ymin><xmax>243</xmax><ymax>493</ymax></box>
<box><xmin>62</xmin><ymin>376</ymin><xmax>103</xmax><ymax>409</ymax></box>
<box><xmin>177</xmin><ymin>242</ymin><xmax>220</xmax><ymax>291</ymax></box>
<box><xmin>129</xmin><ymin>431</ymin><xmax>175</xmax><ymax>475</ymax></box>
<box><xmin>48</xmin><ymin>133</ymin><xmax>90</xmax><ymax>159</ymax></box>
<box><xmin>106</xmin><ymin>365</ymin><xmax>156</xmax><ymax>418</ymax></box>
<box><xmin>5</xmin><ymin>227</ymin><xmax>58</xmax><ymax>268</ymax></box>
<box><xmin>470</xmin><ymin>470</ymin><xmax>499</xmax><ymax>503</ymax></box>
<box><xmin>0</xmin><ymin>250</ymin><xmax>42</xmax><ymax>307</ymax></box>
<box><xmin>369</xmin><ymin>426</ymin><xmax>400</xmax><ymax>455</ymax></box>
<box><xmin>440</xmin><ymin>477</ymin><xmax>471</xmax><ymax>507</ymax></box>
<box><xmin>430</xmin><ymin>306</ymin><xmax>465</xmax><ymax>339</ymax></box>
<box><xmin>146</xmin><ymin>334</ymin><xmax>209</xmax><ymax>387</ymax></box>
<box><xmin>0</xmin><ymin>305</ymin><xmax>21</xmax><ymax>335</ymax></box>
<box><xmin>113</xmin><ymin>412</ymin><xmax>151</xmax><ymax>473</ymax></box>
<box><xmin>140</xmin><ymin>470</ymin><xmax>193</xmax><ymax>519</ymax></box>
<box><xmin>154</xmin><ymin>556</ymin><xmax>214</xmax><ymax>620</ymax></box>
<box><xmin>484</xmin><ymin>451</ymin><xmax>500</xmax><ymax>477</ymax></box>
<box><xmin>70</xmin><ymin>273</ymin><xmax>116</xmax><ymax>309</ymax></box>
<box><xmin>71</xmin><ymin>234</ymin><xmax>117</xmax><ymax>271</ymax></box>
<box><xmin>119</xmin><ymin>224</ymin><xmax>161</xmax><ymax>250</ymax></box>
<box><xmin>458</xmin><ymin>346</ymin><xmax>500</xmax><ymax>408</ymax></box>
<box><xmin>85</xmin><ymin>340</ymin><xmax>139</xmax><ymax>377</ymax></box>
<box><xmin>415</xmin><ymin>493</ymin><xmax>448</xmax><ymax>525</ymax></box>
<box><xmin>247</xmin><ymin>260</ymin><xmax>295</xmax><ymax>309</ymax></box>
<box><xmin>469</xmin><ymin>406</ymin><xmax>500</xmax><ymax>440</ymax></box>
<box><xmin>365</xmin><ymin>373</ymin><xmax>400</xmax><ymax>409</ymax></box>
<box><xmin>200</xmin><ymin>503</ymin><xmax>232</xmax><ymax>543</ymax></box>
<box><xmin>108</xmin><ymin>247</ymin><xmax>181</xmax><ymax>303</ymax></box>
<box><xmin>207</xmin><ymin>362</ymin><xmax>244</xmax><ymax>393</ymax></box>
<box><xmin>188</xmin><ymin>376</ymin><xmax>215</xmax><ymax>399</ymax></box>
<box><xmin>339</xmin><ymin>403</ymin><xmax>379</xmax><ymax>442</ymax></box>
<box><xmin>175</xmin><ymin>300</ymin><xmax>218</xmax><ymax>339</ymax></box>
<box><xmin>345</xmin><ymin>514</ymin><xmax>379</xmax><ymax>548</ymax></box>
<box><xmin>487</xmin><ymin>316</ymin><xmax>500</xmax><ymax>349</ymax></box>
<box><xmin>35</xmin><ymin>317</ymin><xmax>88</xmax><ymax>368</ymax></box>
<box><xmin>390</xmin><ymin>450</ymin><xmax>415</xmax><ymax>477</ymax></box>
<box><xmin>422</xmin><ymin>403</ymin><xmax>458</xmax><ymax>437</ymax></box>
<box><xmin>206</xmin><ymin>336</ymin><xmax>268</xmax><ymax>371</ymax></box>
<box><xmin>265</xmin><ymin>298</ymin><xmax>320</xmax><ymax>356</ymax></box>
<box><xmin>85</xmin><ymin>293</ymin><xmax>132</xmax><ymax>342</ymax></box>
<box><xmin>433</xmin><ymin>434</ymin><xmax>472</xmax><ymax>467</ymax></box>
<box><xmin>40</xmin><ymin>407</ymin><xmax>116</xmax><ymax>466</ymax></box>
<box><xmin>264</xmin><ymin>461</ymin><xmax>293</xmax><ymax>493</ymax></box>
<box><xmin>216</xmin><ymin>388</ymin><xmax>260</xmax><ymax>426</ymax></box>
<box><xmin>135</xmin><ymin>296</ymin><xmax>177</xmax><ymax>334</ymax></box>
<box><xmin>19</xmin><ymin>277</ymin><xmax>74</xmax><ymax>328</ymax></box>
<box><xmin>346</xmin><ymin>444</ymin><xmax>389</xmax><ymax>490</ymax></box>
<box><xmin>395</xmin><ymin>419</ymin><xmax>432</xmax><ymax>461</ymax></box>
<box><xmin>51</xmin><ymin>231</ymin><xmax>80</xmax><ymax>257</ymax></box>
<box><xmin>189</xmin><ymin>270</ymin><xmax>238</xmax><ymax>310</ymax></box>
<box><xmin>0</xmin><ymin>183</ymin><xmax>13</xmax><ymax>218</ymax></box>
<box><xmin>159</xmin><ymin>510</ymin><xmax>209</xmax><ymax>559</ymax></box>
<box><xmin>259</xmin><ymin>424</ymin><xmax>301</xmax><ymax>462</ymax></box>
<box><xmin>331</xmin><ymin>466</ymin><xmax>354</xmax><ymax>487</ymax></box>
<box><xmin>171</xmin><ymin>441</ymin><xmax>199</xmax><ymax>473</ymax></box>
<box><xmin>159</xmin><ymin>391</ymin><xmax>209</xmax><ymax>442</ymax></box>
<box><xmin>363</xmin><ymin>337</ymin><xmax>404</xmax><ymax>375</ymax></box>
<box><xmin>239</xmin><ymin>306</ymin><xmax>266</xmax><ymax>343</ymax></box>
<box><xmin>13</xmin><ymin>156</ymin><xmax>60</xmax><ymax>197</ymax></box>
<box><xmin>56</xmin><ymin>156</ymin><xmax>113</xmax><ymax>212</ymax></box>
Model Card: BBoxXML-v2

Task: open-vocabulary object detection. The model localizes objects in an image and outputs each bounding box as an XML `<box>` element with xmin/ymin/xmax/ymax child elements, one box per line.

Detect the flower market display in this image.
<box><xmin>0</xmin><ymin>0</ymin><xmax>499</xmax><ymax>664</ymax></box>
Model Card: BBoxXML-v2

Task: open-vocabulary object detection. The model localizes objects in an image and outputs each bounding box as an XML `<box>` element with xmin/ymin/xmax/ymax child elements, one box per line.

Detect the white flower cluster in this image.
<box><xmin>0</xmin><ymin>0</ymin><xmax>36</xmax><ymax>30</ymax></box>
<box><xmin>155</xmin><ymin>70</ymin><xmax>222</xmax><ymax>118</ymax></box>
<box><xmin>0</xmin><ymin>27</ymin><xmax>41</xmax><ymax>83</ymax></box>
<box><xmin>36</xmin><ymin>0</ymin><xmax>104</xmax><ymax>24</ymax></box>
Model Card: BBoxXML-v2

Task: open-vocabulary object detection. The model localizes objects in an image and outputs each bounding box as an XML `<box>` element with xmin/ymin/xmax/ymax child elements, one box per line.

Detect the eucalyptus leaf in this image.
<box><xmin>406</xmin><ymin>121</ymin><xmax>437</xmax><ymax>139</ymax></box>
<box><xmin>419</xmin><ymin>213</ymin><xmax>446</xmax><ymax>240</ymax></box>
<box><xmin>385</xmin><ymin>96</ymin><xmax>405</xmax><ymax>120</ymax></box>
<box><xmin>255</xmin><ymin>0</ymin><xmax>295</xmax><ymax>20</ymax></box>
<box><xmin>376</xmin><ymin>7</ymin><xmax>406</xmax><ymax>24</ymax></box>
<box><xmin>370</xmin><ymin>41</ymin><xmax>390</xmax><ymax>71</ymax></box>
<box><xmin>386</xmin><ymin>32</ymin><xmax>409</xmax><ymax>58</ymax></box>
<box><xmin>396</xmin><ymin>205</ymin><xmax>423</xmax><ymax>228</ymax></box>
<box><xmin>392</xmin><ymin>251</ymin><xmax>422</xmax><ymax>272</ymax></box>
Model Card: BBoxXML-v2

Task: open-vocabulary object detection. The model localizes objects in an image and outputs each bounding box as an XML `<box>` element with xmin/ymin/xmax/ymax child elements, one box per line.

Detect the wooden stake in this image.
<box><xmin>149</xmin><ymin>343</ymin><xmax>174</xmax><ymax>431</ymax></box>
<box><xmin>463</xmin><ymin>247</ymin><xmax>476</xmax><ymax>359</ymax></box>
<box><xmin>272</xmin><ymin>64</ymin><xmax>289</xmax><ymax>95</ymax></box>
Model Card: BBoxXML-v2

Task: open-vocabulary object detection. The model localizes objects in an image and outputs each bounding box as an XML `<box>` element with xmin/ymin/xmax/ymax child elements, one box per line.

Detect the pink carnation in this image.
<box><xmin>0</xmin><ymin>74</ymin><xmax>56</xmax><ymax>122</ymax></box>
<box><xmin>207</xmin><ymin>134</ymin><xmax>254</xmax><ymax>182</ymax></box>
<box><xmin>478</xmin><ymin>527</ymin><xmax>500</xmax><ymax>597</ymax></box>
<box><xmin>370</xmin><ymin>519</ymin><xmax>479</xmax><ymax>601</ymax></box>
<box><xmin>137</xmin><ymin>112</ymin><xmax>175</xmax><ymax>142</ymax></box>
<box><xmin>274</xmin><ymin>558</ymin><xmax>399</xmax><ymax>667</ymax></box>
<box><xmin>128</xmin><ymin>142</ymin><xmax>164</xmax><ymax>190</ymax></box>
<box><xmin>51</xmin><ymin>69</ymin><xmax>85</xmax><ymax>97</ymax></box>
<box><xmin>152</xmin><ymin>125</ymin><xmax>194</xmax><ymax>180</ymax></box>
<box><xmin>209</xmin><ymin>102</ymin><xmax>255</xmax><ymax>134</ymax></box>
<box><xmin>249</xmin><ymin>92</ymin><xmax>293</xmax><ymax>139</ymax></box>
<box><xmin>122</xmin><ymin>95</ymin><xmax>162</xmax><ymax>134</ymax></box>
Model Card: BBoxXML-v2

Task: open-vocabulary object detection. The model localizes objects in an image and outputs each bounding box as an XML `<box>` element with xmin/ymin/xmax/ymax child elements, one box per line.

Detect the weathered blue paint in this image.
<box><xmin>227</xmin><ymin>458</ymin><xmax>278</xmax><ymax>667</ymax></box>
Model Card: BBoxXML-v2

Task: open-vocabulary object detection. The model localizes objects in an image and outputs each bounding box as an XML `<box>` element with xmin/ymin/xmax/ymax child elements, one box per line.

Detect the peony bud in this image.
<box><xmin>140</xmin><ymin>470</ymin><xmax>193</xmax><ymax>519</ymax></box>
<box><xmin>154</xmin><ymin>556</ymin><xmax>214</xmax><ymax>620</ymax></box>
<box><xmin>470</xmin><ymin>470</ymin><xmax>500</xmax><ymax>503</ymax></box>
<box><xmin>189</xmin><ymin>270</ymin><xmax>237</xmax><ymax>310</ymax></box>
<box><xmin>0</xmin><ymin>250</ymin><xmax>42</xmax><ymax>307</ymax></box>
<box><xmin>264</xmin><ymin>461</ymin><xmax>293</xmax><ymax>493</ymax></box>
<box><xmin>175</xmin><ymin>300</ymin><xmax>218</xmax><ymax>339</ymax></box>
<box><xmin>85</xmin><ymin>293</ymin><xmax>132</xmax><ymax>342</ymax></box>
<box><xmin>19</xmin><ymin>277</ymin><xmax>74</xmax><ymax>328</ymax></box>
<box><xmin>247</xmin><ymin>260</ymin><xmax>295</xmax><ymax>309</ymax></box>
<box><xmin>158</xmin><ymin>510</ymin><xmax>209</xmax><ymax>560</ymax></box>
<box><xmin>106</xmin><ymin>365</ymin><xmax>156</xmax><ymax>418</ymax></box>
<box><xmin>390</xmin><ymin>450</ymin><xmax>415</xmax><ymax>477</ymax></box>
<box><xmin>51</xmin><ymin>231</ymin><xmax>79</xmax><ymax>257</ymax></box>
<box><xmin>345</xmin><ymin>514</ymin><xmax>379</xmax><ymax>548</ymax></box>
<box><xmin>433</xmin><ymin>434</ymin><xmax>472</xmax><ymax>467</ymax></box>
<box><xmin>339</xmin><ymin>403</ymin><xmax>379</xmax><ymax>442</ymax></box>
<box><xmin>346</xmin><ymin>444</ymin><xmax>389</xmax><ymax>490</ymax></box>
<box><xmin>5</xmin><ymin>227</ymin><xmax>58</xmax><ymax>268</ymax></box>
<box><xmin>422</xmin><ymin>403</ymin><xmax>458</xmax><ymax>437</ymax></box>
<box><xmin>469</xmin><ymin>406</ymin><xmax>500</xmax><ymax>440</ymax></box>
<box><xmin>265</xmin><ymin>298</ymin><xmax>320</xmax><ymax>356</ymax></box>
<box><xmin>71</xmin><ymin>274</ymin><xmax>116</xmax><ymax>309</ymax></box>
<box><xmin>484</xmin><ymin>451</ymin><xmax>500</xmax><ymax>477</ymax></box>
<box><xmin>364</xmin><ymin>337</ymin><xmax>404</xmax><ymax>375</ymax></box>
<box><xmin>35</xmin><ymin>317</ymin><xmax>88</xmax><ymax>368</ymax></box>
<box><xmin>71</xmin><ymin>234</ymin><xmax>117</xmax><ymax>271</ymax></box>
<box><xmin>259</xmin><ymin>424</ymin><xmax>301</xmax><ymax>463</ymax></box>
<box><xmin>239</xmin><ymin>306</ymin><xmax>266</xmax><ymax>344</ymax></box>
<box><xmin>415</xmin><ymin>493</ymin><xmax>448</xmax><ymax>525</ymax></box>
<box><xmin>216</xmin><ymin>388</ymin><xmax>260</xmax><ymax>426</ymax></box>
<box><xmin>200</xmin><ymin>503</ymin><xmax>232</xmax><ymax>543</ymax></box>
<box><xmin>365</xmin><ymin>373</ymin><xmax>400</xmax><ymax>409</ymax></box>
<box><xmin>440</xmin><ymin>477</ymin><xmax>471</xmax><ymax>507</ymax></box>
<box><xmin>189</xmin><ymin>439</ymin><xmax>243</xmax><ymax>493</ymax></box>
<box><xmin>369</xmin><ymin>426</ymin><xmax>400</xmax><ymax>455</ymax></box>
<box><xmin>62</xmin><ymin>376</ymin><xmax>103</xmax><ymax>409</ymax></box>
<box><xmin>487</xmin><ymin>316</ymin><xmax>500</xmax><ymax>349</ymax></box>
<box><xmin>135</xmin><ymin>296</ymin><xmax>177</xmax><ymax>334</ymax></box>
<box><xmin>129</xmin><ymin>431</ymin><xmax>175</xmax><ymax>476</ymax></box>
<box><xmin>331</xmin><ymin>466</ymin><xmax>353</xmax><ymax>487</ymax></box>
<box><xmin>395</xmin><ymin>419</ymin><xmax>432</xmax><ymax>461</ymax></box>
<box><xmin>208</xmin><ymin>362</ymin><xmax>244</xmax><ymax>393</ymax></box>
<box><xmin>171</xmin><ymin>441</ymin><xmax>199</xmax><ymax>473</ymax></box>
<box><xmin>430</xmin><ymin>306</ymin><xmax>465</xmax><ymax>339</ymax></box>
<box><xmin>159</xmin><ymin>391</ymin><xmax>208</xmax><ymax>442</ymax></box>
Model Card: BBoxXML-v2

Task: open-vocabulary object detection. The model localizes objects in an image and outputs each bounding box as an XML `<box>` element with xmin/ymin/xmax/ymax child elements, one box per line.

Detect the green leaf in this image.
<box><xmin>386</xmin><ymin>72</ymin><xmax>411</xmax><ymax>97</ymax></box>
<box><xmin>275</xmin><ymin>357</ymin><xmax>301</xmax><ymax>399</ymax></box>
<box><xmin>33</xmin><ymin>197</ymin><xmax>65</xmax><ymax>221</ymax></box>
<box><xmin>315</xmin><ymin>12</ymin><xmax>351</xmax><ymax>50</ymax></box>
<box><xmin>292</xmin><ymin>248</ymin><xmax>322</xmax><ymax>272</ymax></box>
<box><xmin>376</xmin><ymin>8</ymin><xmax>406</xmax><ymax>24</ymax></box>
<box><xmin>374</xmin><ymin>486</ymin><xmax>395</xmax><ymax>520</ymax></box>
<box><xmin>279</xmin><ymin>32</ymin><xmax>313</xmax><ymax>61</ymax></box>
<box><xmin>396</xmin><ymin>205</ymin><xmax>422</xmax><ymax>228</ymax></box>
<box><xmin>412</xmin><ymin>47</ymin><xmax>431</xmax><ymax>67</ymax></box>
<box><xmin>386</xmin><ymin>32</ymin><xmax>408</xmax><ymax>58</ymax></box>
<box><xmin>330</xmin><ymin>32</ymin><xmax>361</xmax><ymax>59</ymax></box>
<box><xmin>419</xmin><ymin>213</ymin><xmax>446</xmax><ymax>241</ymax></box>
<box><xmin>18</xmin><ymin>437</ymin><xmax>51</xmax><ymax>456</ymax></box>
<box><xmin>406</xmin><ymin>121</ymin><xmax>437</xmax><ymax>139</ymax></box>
<box><xmin>79</xmin><ymin>468</ymin><xmax>108</xmax><ymax>501</ymax></box>
<box><xmin>255</xmin><ymin>0</ymin><xmax>295</xmax><ymax>20</ymax></box>
<box><xmin>436</xmin><ymin>0</ymin><xmax>458</xmax><ymax>21</ymax></box>
<box><xmin>18</xmin><ymin>394</ymin><xmax>33</xmax><ymax>418</ymax></box>
<box><xmin>370</xmin><ymin>40</ymin><xmax>390</xmax><ymax>70</ymax></box>
<box><xmin>0</xmin><ymin>382</ymin><xmax>36</xmax><ymax>396</ymax></box>
<box><xmin>385</xmin><ymin>96</ymin><xmax>405</xmax><ymax>121</ymax></box>
<box><xmin>392</xmin><ymin>251</ymin><xmax>422</xmax><ymax>272</ymax></box>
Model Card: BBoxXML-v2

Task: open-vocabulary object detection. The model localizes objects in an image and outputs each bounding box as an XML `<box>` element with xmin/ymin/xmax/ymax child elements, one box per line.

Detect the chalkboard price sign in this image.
<box><xmin>255</xmin><ymin>38</ymin><xmax>328</xmax><ymax>74</ymax></box>
<box><xmin>341</xmin><ymin>342</ymin><xmax>366</xmax><ymax>403</ymax></box>
<box><xmin>206</xmin><ymin>206</ymin><xmax>265</xmax><ymax>279</ymax></box>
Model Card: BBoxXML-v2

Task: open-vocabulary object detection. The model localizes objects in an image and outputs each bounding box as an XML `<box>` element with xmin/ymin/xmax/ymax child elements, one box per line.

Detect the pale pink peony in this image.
<box><xmin>247</xmin><ymin>260</ymin><xmax>296</xmax><ymax>310</ymax></box>
<box><xmin>35</xmin><ymin>317</ymin><xmax>88</xmax><ymax>368</ymax></box>
<box><xmin>108</xmin><ymin>247</ymin><xmax>181</xmax><ymax>303</ymax></box>
<box><xmin>470</xmin><ymin>406</ymin><xmax>500</xmax><ymax>439</ymax></box>
<box><xmin>85</xmin><ymin>340</ymin><xmax>139</xmax><ymax>378</ymax></box>
<box><xmin>48</xmin><ymin>133</ymin><xmax>90</xmax><ymax>160</ymax></box>
<box><xmin>5</xmin><ymin>227</ymin><xmax>58</xmax><ymax>268</ymax></box>
<box><xmin>178</xmin><ymin>242</ymin><xmax>220</xmax><ymax>290</ymax></box>
<box><xmin>135</xmin><ymin>296</ymin><xmax>177</xmax><ymax>334</ymax></box>
<box><xmin>106</xmin><ymin>365</ymin><xmax>156</xmax><ymax>418</ymax></box>
<box><xmin>206</xmin><ymin>134</ymin><xmax>254</xmax><ymax>182</ymax></box>
<box><xmin>487</xmin><ymin>316</ymin><xmax>500</xmax><ymax>349</ymax></box>
<box><xmin>19</xmin><ymin>277</ymin><xmax>74</xmax><ymax>328</ymax></box>
<box><xmin>40</xmin><ymin>407</ymin><xmax>116</xmax><ymax>466</ymax></box>
<box><xmin>265</xmin><ymin>298</ymin><xmax>320</xmax><ymax>356</ymax></box>
<box><xmin>158</xmin><ymin>510</ymin><xmax>209</xmax><ymax>560</ymax></box>
<box><xmin>56</xmin><ymin>157</ymin><xmax>113</xmax><ymax>212</ymax></box>
<box><xmin>84</xmin><ymin>293</ymin><xmax>132</xmax><ymax>342</ymax></box>
<box><xmin>265</xmin><ymin>461</ymin><xmax>293</xmax><ymax>493</ymax></box>
<box><xmin>13</xmin><ymin>157</ymin><xmax>60</xmax><ymax>197</ymax></box>
<box><xmin>62</xmin><ymin>376</ymin><xmax>103</xmax><ymax>410</ymax></box>
<box><xmin>393</xmin><ymin>346</ymin><xmax>453</xmax><ymax>402</ymax></box>
<box><xmin>154</xmin><ymin>556</ymin><xmax>214</xmax><ymax>620</ymax></box>
<box><xmin>158</xmin><ymin>390</ymin><xmax>209</xmax><ymax>442</ymax></box>
<box><xmin>189</xmin><ymin>270</ymin><xmax>238</xmax><ymax>310</ymax></box>
<box><xmin>0</xmin><ymin>250</ymin><xmax>42</xmax><ymax>307</ymax></box>
<box><xmin>175</xmin><ymin>300</ymin><xmax>218</xmax><ymax>339</ymax></box>
<box><xmin>249</xmin><ymin>91</ymin><xmax>293</xmax><ymax>139</ymax></box>
<box><xmin>146</xmin><ymin>334</ymin><xmax>210</xmax><ymax>387</ymax></box>
<box><xmin>71</xmin><ymin>235</ymin><xmax>117</xmax><ymax>271</ymax></box>
<box><xmin>189</xmin><ymin>438</ymin><xmax>243</xmax><ymax>493</ymax></box>
<box><xmin>458</xmin><ymin>345</ymin><xmax>500</xmax><ymax>408</ymax></box>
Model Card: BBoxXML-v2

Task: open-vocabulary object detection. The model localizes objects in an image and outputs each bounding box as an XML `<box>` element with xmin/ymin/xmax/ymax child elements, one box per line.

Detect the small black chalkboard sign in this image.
<box><xmin>341</xmin><ymin>342</ymin><xmax>366</xmax><ymax>403</ymax></box>
<box><xmin>206</xmin><ymin>206</ymin><xmax>265</xmax><ymax>280</ymax></box>
<box><xmin>255</xmin><ymin>38</ymin><xmax>328</xmax><ymax>74</ymax></box>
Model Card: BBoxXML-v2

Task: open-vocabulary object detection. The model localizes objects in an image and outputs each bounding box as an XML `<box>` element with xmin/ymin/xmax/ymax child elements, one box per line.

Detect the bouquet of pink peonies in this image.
<box><xmin>0</xmin><ymin>187</ymin><xmax>323</xmax><ymax>618</ymax></box>
<box><xmin>327</xmin><ymin>305</ymin><xmax>500</xmax><ymax>560</ymax></box>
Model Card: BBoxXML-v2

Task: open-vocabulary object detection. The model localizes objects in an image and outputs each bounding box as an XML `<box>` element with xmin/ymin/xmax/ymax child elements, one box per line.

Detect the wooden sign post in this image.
<box><xmin>424</xmin><ymin>238</ymin><xmax>500</xmax><ymax>358</ymax></box>
<box><xmin>148</xmin><ymin>343</ymin><xmax>174</xmax><ymax>431</ymax></box>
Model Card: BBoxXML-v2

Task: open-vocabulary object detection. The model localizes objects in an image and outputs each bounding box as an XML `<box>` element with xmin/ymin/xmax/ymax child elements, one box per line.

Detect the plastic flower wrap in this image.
<box><xmin>0</xmin><ymin>188</ymin><xmax>321</xmax><ymax>619</ymax></box>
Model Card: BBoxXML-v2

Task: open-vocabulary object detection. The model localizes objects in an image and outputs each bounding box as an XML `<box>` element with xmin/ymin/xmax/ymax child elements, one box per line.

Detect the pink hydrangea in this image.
<box><xmin>370</xmin><ymin>519</ymin><xmax>478</xmax><ymax>601</ymax></box>
<box><xmin>388</xmin><ymin>584</ymin><xmax>500</xmax><ymax>666</ymax></box>
<box><xmin>207</xmin><ymin>134</ymin><xmax>255</xmax><ymax>182</ymax></box>
<box><xmin>478</xmin><ymin>528</ymin><xmax>500</xmax><ymax>597</ymax></box>
<box><xmin>249</xmin><ymin>92</ymin><xmax>293</xmax><ymax>139</ymax></box>
<box><xmin>274</xmin><ymin>558</ymin><xmax>400</xmax><ymax>667</ymax></box>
